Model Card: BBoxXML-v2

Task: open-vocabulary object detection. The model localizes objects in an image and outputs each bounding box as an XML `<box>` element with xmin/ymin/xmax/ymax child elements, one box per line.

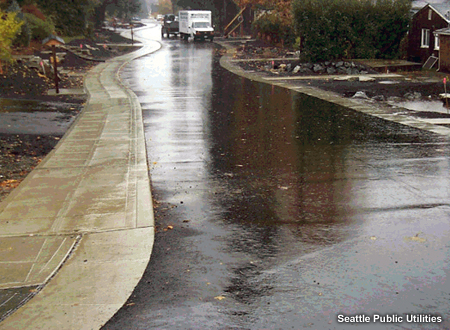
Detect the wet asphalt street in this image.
<box><xmin>103</xmin><ymin>23</ymin><xmax>450</xmax><ymax>329</ymax></box>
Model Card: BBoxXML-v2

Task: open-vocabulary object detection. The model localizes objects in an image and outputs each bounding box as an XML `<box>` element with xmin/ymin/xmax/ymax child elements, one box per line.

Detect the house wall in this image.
<box><xmin>439</xmin><ymin>35</ymin><xmax>450</xmax><ymax>73</ymax></box>
<box><xmin>408</xmin><ymin>6</ymin><xmax>448</xmax><ymax>63</ymax></box>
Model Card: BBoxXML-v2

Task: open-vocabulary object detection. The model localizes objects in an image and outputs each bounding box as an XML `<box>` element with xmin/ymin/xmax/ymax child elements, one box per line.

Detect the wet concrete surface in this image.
<box><xmin>103</xmin><ymin>24</ymin><xmax>450</xmax><ymax>329</ymax></box>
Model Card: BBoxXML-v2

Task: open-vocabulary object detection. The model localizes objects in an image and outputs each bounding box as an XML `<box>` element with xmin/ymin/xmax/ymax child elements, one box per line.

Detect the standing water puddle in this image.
<box><xmin>0</xmin><ymin>98</ymin><xmax>81</xmax><ymax>135</ymax></box>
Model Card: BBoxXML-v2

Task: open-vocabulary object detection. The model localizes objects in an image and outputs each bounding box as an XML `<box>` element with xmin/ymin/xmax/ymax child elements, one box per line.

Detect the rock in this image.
<box><xmin>387</xmin><ymin>96</ymin><xmax>402</xmax><ymax>102</ymax></box>
<box><xmin>293</xmin><ymin>65</ymin><xmax>301</xmax><ymax>73</ymax></box>
<box><xmin>286</xmin><ymin>63</ymin><xmax>292</xmax><ymax>72</ymax></box>
<box><xmin>372</xmin><ymin>95</ymin><xmax>386</xmax><ymax>101</ymax></box>
<box><xmin>404</xmin><ymin>91</ymin><xmax>422</xmax><ymax>100</ymax></box>
<box><xmin>279</xmin><ymin>64</ymin><xmax>287</xmax><ymax>71</ymax></box>
<box><xmin>352</xmin><ymin>91</ymin><xmax>369</xmax><ymax>99</ymax></box>
<box><xmin>313</xmin><ymin>64</ymin><xmax>324</xmax><ymax>73</ymax></box>
<box><xmin>326</xmin><ymin>67</ymin><xmax>336</xmax><ymax>74</ymax></box>
<box><xmin>359</xmin><ymin>76</ymin><xmax>375</xmax><ymax>82</ymax></box>
<box><xmin>336</xmin><ymin>61</ymin><xmax>344</xmax><ymax>67</ymax></box>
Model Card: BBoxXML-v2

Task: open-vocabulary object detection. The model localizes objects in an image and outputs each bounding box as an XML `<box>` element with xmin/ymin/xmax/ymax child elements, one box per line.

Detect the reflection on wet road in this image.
<box><xmin>104</xmin><ymin>24</ymin><xmax>450</xmax><ymax>329</ymax></box>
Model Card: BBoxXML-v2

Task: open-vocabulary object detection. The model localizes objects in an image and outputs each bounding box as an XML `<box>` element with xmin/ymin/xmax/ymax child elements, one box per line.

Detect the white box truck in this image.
<box><xmin>178</xmin><ymin>10</ymin><xmax>214</xmax><ymax>41</ymax></box>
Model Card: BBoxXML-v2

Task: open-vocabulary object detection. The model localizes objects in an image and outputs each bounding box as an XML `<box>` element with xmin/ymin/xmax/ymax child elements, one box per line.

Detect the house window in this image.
<box><xmin>428</xmin><ymin>9</ymin><xmax>432</xmax><ymax>20</ymax></box>
<box><xmin>421</xmin><ymin>29</ymin><xmax>430</xmax><ymax>48</ymax></box>
<box><xmin>435</xmin><ymin>35</ymin><xmax>440</xmax><ymax>50</ymax></box>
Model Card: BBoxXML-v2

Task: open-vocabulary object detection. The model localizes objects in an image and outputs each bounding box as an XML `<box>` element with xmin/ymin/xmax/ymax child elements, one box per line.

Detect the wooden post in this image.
<box><xmin>52</xmin><ymin>45</ymin><xmax>59</xmax><ymax>94</ymax></box>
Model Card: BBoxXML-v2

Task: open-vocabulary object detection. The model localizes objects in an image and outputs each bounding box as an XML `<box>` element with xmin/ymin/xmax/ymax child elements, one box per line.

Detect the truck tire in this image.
<box><xmin>210</xmin><ymin>37</ymin><xmax>214</xmax><ymax>42</ymax></box>
<box><xmin>161</xmin><ymin>29</ymin><xmax>165</xmax><ymax>38</ymax></box>
<box><xmin>184</xmin><ymin>34</ymin><xmax>188</xmax><ymax>41</ymax></box>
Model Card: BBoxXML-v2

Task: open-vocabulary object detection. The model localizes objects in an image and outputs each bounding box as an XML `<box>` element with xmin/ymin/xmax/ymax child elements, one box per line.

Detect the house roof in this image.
<box><xmin>412</xmin><ymin>1</ymin><xmax>450</xmax><ymax>22</ymax></box>
<box><xmin>42</xmin><ymin>35</ymin><xmax>65</xmax><ymax>45</ymax></box>
<box><xmin>435</xmin><ymin>27</ymin><xmax>450</xmax><ymax>35</ymax></box>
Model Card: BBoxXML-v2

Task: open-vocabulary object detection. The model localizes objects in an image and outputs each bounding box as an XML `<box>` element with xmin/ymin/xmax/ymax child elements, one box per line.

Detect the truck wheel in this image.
<box><xmin>184</xmin><ymin>34</ymin><xmax>188</xmax><ymax>41</ymax></box>
<box><xmin>161</xmin><ymin>29</ymin><xmax>165</xmax><ymax>38</ymax></box>
<box><xmin>210</xmin><ymin>37</ymin><xmax>214</xmax><ymax>42</ymax></box>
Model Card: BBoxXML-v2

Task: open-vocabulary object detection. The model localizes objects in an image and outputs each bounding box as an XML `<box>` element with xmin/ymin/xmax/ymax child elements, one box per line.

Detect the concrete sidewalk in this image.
<box><xmin>0</xmin><ymin>38</ymin><xmax>161</xmax><ymax>329</ymax></box>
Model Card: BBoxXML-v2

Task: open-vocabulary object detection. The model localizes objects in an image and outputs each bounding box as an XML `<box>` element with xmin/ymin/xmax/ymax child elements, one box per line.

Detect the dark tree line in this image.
<box><xmin>1</xmin><ymin>0</ymin><xmax>144</xmax><ymax>36</ymax></box>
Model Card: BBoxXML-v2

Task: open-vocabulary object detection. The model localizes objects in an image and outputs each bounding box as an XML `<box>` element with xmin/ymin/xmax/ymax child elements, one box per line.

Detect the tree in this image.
<box><xmin>156</xmin><ymin>0</ymin><xmax>172</xmax><ymax>14</ymax></box>
<box><xmin>292</xmin><ymin>0</ymin><xmax>411</xmax><ymax>62</ymax></box>
<box><xmin>0</xmin><ymin>9</ymin><xmax>23</xmax><ymax>72</ymax></box>
<box><xmin>93</xmin><ymin>0</ymin><xmax>142</xmax><ymax>28</ymax></box>
<box><xmin>24</xmin><ymin>0</ymin><xmax>92</xmax><ymax>36</ymax></box>
<box><xmin>251</xmin><ymin>0</ymin><xmax>293</xmax><ymax>46</ymax></box>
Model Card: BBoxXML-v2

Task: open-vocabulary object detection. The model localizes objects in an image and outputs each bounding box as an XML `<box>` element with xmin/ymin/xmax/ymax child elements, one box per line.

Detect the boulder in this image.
<box><xmin>359</xmin><ymin>76</ymin><xmax>375</xmax><ymax>82</ymax></box>
<box><xmin>326</xmin><ymin>67</ymin><xmax>336</xmax><ymax>74</ymax></box>
<box><xmin>404</xmin><ymin>91</ymin><xmax>422</xmax><ymax>100</ymax></box>
<box><xmin>372</xmin><ymin>95</ymin><xmax>386</xmax><ymax>101</ymax></box>
<box><xmin>352</xmin><ymin>91</ymin><xmax>369</xmax><ymax>99</ymax></box>
<box><xmin>313</xmin><ymin>64</ymin><xmax>324</xmax><ymax>73</ymax></box>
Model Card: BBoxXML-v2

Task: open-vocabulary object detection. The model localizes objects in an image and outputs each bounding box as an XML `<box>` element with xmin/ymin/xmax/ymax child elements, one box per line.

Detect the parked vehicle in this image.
<box><xmin>178</xmin><ymin>10</ymin><xmax>214</xmax><ymax>41</ymax></box>
<box><xmin>161</xmin><ymin>14</ymin><xmax>179</xmax><ymax>38</ymax></box>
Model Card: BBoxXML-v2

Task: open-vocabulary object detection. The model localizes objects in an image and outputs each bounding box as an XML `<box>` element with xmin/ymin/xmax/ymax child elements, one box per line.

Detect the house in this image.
<box><xmin>407</xmin><ymin>3</ymin><xmax>450</xmax><ymax>63</ymax></box>
<box><xmin>434</xmin><ymin>27</ymin><xmax>450</xmax><ymax>71</ymax></box>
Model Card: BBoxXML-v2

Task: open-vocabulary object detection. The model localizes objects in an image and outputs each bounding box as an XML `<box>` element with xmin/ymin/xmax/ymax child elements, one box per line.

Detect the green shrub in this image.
<box><xmin>24</xmin><ymin>12</ymin><xmax>55</xmax><ymax>41</ymax></box>
<box><xmin>0</xmin><ymin>10</ymin><xmax>23</xmax><ymax>61</ymax></box>
<box><xmin>292</xmin><ymin>0</ymin><xmax>411</xmax><ymax>62</ymax></box>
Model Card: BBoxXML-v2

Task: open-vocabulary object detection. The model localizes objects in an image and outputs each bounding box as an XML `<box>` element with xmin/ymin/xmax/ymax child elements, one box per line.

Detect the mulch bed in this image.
<box><xmin>0</xmin><ymin>134</ymin><xmax>62</xmax><ymax>201</ymax></box>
